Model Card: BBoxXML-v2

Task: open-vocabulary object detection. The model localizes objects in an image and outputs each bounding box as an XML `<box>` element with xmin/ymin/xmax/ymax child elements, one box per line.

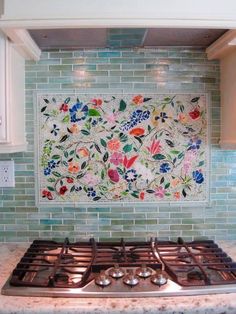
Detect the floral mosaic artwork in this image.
<box><xmin>36</xmin><ymin>93</ymin><xmax>209</xmax><ymax>205</ymax></box>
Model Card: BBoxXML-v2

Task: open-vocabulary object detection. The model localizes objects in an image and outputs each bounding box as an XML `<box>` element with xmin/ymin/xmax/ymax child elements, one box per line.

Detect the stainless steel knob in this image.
<box><xmin>150</xmin><ymin>270</ymin><xmax>167</xmax><ymax>286</ymax></box>
<box><xmin>95</xmin><ymin>270</ymin><xmax>111</xmax><ymax>287</ymax></box>
<box><xmin>136</xmin><ymin>264</ymin><xmax>152</xmax><ymax>278</ymax></box>
<box><xmin>123</xmin><ymin>269</ymin><xmax>139</xmax><ymax>287</ymax></box>
<box><xmin>108</xmin><ymin>263</ymin><xmax>125</xmax><ymax>279</ymax></box>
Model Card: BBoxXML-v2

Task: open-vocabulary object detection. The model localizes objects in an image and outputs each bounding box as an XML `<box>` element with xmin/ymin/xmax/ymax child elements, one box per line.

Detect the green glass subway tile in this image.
<box><xmin>49</xmin><ymin>77</ymin><xmax>72</xmax><ymax>84</ymax></box>
<box><xmin>49</xmin><ymin>65</ymin><xmax>73</xmax><ymax>71</ymax></box>
<box><xmin>110</xmin><ymin>58</ymin><xmax>131</xmax><ymax>64</ymax></box>
<box><xmin>25</xmin><ymin>77</ymin><xmax>48</xmax><ymax>84</ymax></box>
<box><xmin>38</xmin><ymin>59</ymin><xmax>61</xmax><ymax>65</ymax></box>
<box><xmin>99</xmin><ymin>213</ymin><xmax>121</xmax><ymax>219</ymax></box>
<box><xmin>86</xmin><ymin>58</ymin><xmax>109</xmax><ymax>64</ymax></box>
<box><xmin>15</xmin><ymin>195</ymin><xmax>35</xmax><ymax>201</ymax></box>
<box><xmin>62</xmin><ymin>58</ymin><xmax>86</xmax><ymax>65</ymax></box>
<box><xmin>193</xmin><ymin>224</ymin><xmax>216</xmax><ymax>230</ymax></box>
<box><xmin>133</xmin><ymin>83</ymin><xmax>157</xmax><ymax>89</ymax></box>
<box><xmin>75</xmin><ymin>225</ymin><xmax>98</xmax><ymax>231</ymax></box>
<box><xmin>181</xmin><ymin>219</ymin><xmax>204</xmax><ymax>224</ymax></box>
<box><xmin>29</xmin><ymin>224</ymin><xmax>51</xmax><ymax>231</ymax></box>
<box><xmin>122</xmin><ymin>213</ymin><xmax>146</xmax><ymax>219</ymax></box>
<box><xmin>170</xmin><ymin>225</ymin><xmax>192</xmax><ymax>230</ymax></box>
<box><xmin>37</xmin><ymin>83</ymin><xmax>61</xmax><ymax>89</ymax></box>
<box><xmin>111</xmin><ymin>207</ymin><xmax>134</xmax><ymax>213</ymax></box>
<box><xmin>25</xmin><ymin>84</ymin><xmax>36</xmax><ymax>89</ymax></box>
<box><xmin>28</xmin><ymin>213</ymin><xmax>50</xmax><ymax>219</ymax></box>
<box><xmin>87</xmin><ymin>207</ymin><xmax>110</xmax><ymax>213</ymax></box>
<box><xmin>73</xmin><ymin>64</ymin><xmax>97</xmax><ymax>71</ymax></box>
<box><xmin>159</xmin><ymin>218</ymin><xmax>181</xmax><ymax>224</ymax></box>
<box><xmin>3</xmin><ymin>201</ymin><xmax>26</xmax><ymax>207</ymax></box>
<box><xmin>87</xmin><ymin>71</ymin><xmax>109</xmax><ymax>77</ymax></box>
<box><xmin>0</xmin><ymin>219</ymin><xmax>16</xmax><ymax>224</ymax></box>
<box><xmin>110</xmin><ymin>71</ymin><xmax>132</xmax><ymax>76</ymax></box>
<box><xmin>0</xmin><ymin>195</ymin><xmax>14</xmax><ymax>200</ymax></box>
<box><xmin>25</xmin><ymin>65</ymin><xmax>48</xmax><ymax>72</ymax></box>
<box><xmin>75</xmin><ymin>213</ymin><xmax>98</xmax><ymax>219</ymax></box>
<box><xmin>146</xmin><ymin>212</ymin><xmax>169</xmax><ymax>219</ymax></box>
<box><xmin>134</xmin><ymin>207</ymin><xmax>158</xmax><ymax>213</ymax></box>
<box><xmin>90</xmin><ymin>232</ymin><xmax>111</xmax><ymax>238</ymax></box>
<box><xmin>111</xmin><ymin>219</ymin><xmax>133</xmax><ymax>225</ymax></box>
<box><xmin>98</xmin><ymin>218</ymin><xmax>111</xmax><ymax>225</ymax></box>
<box><xmin>52</xmin><ymin>225</ymin><xmax>74</xmax><ymax>231</ymax></box>
<box><xmin>96</xmin><ymin>76</ymin><xmax>120</xmax><ymax>83</ymax></box>
<box><xmin>147</xmin><ymin>224</ymin><xmax>169</xmax><ymax>231</ymax></box>
<box><xmin>0</xmin><ymin>231</ymin><xmax>17</xmax><ymax>237</ymax></box>
<box><xmin>5</xmin><ymin>224</ymin><xmax>28</xmax><ymax>231</ymax></box>
<box><xmin>62</xmin><ymin>219</ymin><xmax>81</xmax><ymax>224</ymax></box>
<box><xmin>170</xmin><ymin>213</ymin><xmax>192</xmax><ymax>218</ymax></box>
<box><xmin>74</xmin><ymin>51</ymin><xmax>97</xmax><ymax>58</ymax></box>
<box><xmin>51</xmin><ymin>213</ymin><xmax>74</xmax><ymax>219</ymax></box>
<box><xmin>25</xmin><ymin>71</ymin><xmax>37</xmax><ymax>77</ymax></box>
<box><xmin>109</xmin><ymin>83</ymin><xmax>133</xmax><ymax>89</ymax></box>
<box><xmin>37</xmin><ymin>71</ymin><xmax>61</xmax><ymax>77</ymax></box>
<box><xmin>121</xmin><ymin>77</ymin><xmax>144</xmax><ymax>82</ymax></box>
<box><xmin>17</xmin><ymin>231</ymin><xmax>39</xmax><ymax>237</ymax></box>
<box><xmin>122</xmin><ymin>64</ymin><xmax>145</xmax><ymax>70</ymax></box>
<box><xmin>50</xmin><ymin>52</ymin><xmax>73</xmax><ymax>58</ymax></box>
<box><xmin>0</xmin><ymin>207</ymin><xmax>15</xmax><ymax>212</ymax></box>
<box><xmin>99</xmin><ymin>225</ymin><xmax>122</xmax><ymax>231</ymax></box>
<box><xmin>123</xmin><ymin>225</ymin><xmax>146</xmax><ymax>231</ymax></box>
<box><xmin>40</xmin><ymin>219</ymin><xmax>62</xmax><ymax>225</ymax></box>
<box><xmin>135</xmin><ymin>219</ymin><xmax>157</xmax><ymax>225</ymax></box>
<box><xmin>98</xmin><ymin>52</ymin><xmax>121</xmax><ymax>57</ymax></box>
<box><xmin>111</xmin><ymin>232</ymin><xmax>133</xmax><ymax>238</ymax></box>
<box><xmin>96</xmin><ymin>64</ymin><xmax>120</xmax><ymax>71</ymax></box>
<box><xmin>64</xmin><ymin>207</ymin><xmax>86</xmax><ymax>212</ymax></box>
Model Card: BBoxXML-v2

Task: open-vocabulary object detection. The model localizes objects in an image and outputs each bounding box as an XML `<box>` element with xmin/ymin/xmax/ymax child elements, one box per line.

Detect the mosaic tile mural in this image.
<box><xmin>37</xmin><ymin>93</ymin><xmax>208</xmax><ymax>205</ymax></box>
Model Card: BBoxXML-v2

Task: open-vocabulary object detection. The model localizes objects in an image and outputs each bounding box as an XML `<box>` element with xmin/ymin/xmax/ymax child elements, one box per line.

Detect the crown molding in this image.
<box><xmin>206</xmin><ymin>30</ymin><xmax>236</xmax><ymax>60</ymax></box>
<box><xmin>1</xmin><ymin>28</ymin><xmax>41</xmax><ymax>60</ymax></box>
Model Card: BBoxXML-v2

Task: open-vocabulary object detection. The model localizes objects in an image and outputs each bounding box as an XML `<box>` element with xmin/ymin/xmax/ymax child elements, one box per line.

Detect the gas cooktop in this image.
<box><xmin>2</xmin><ymin>237</ymin><xmax>236</xmax><ymax>297</ymax></box>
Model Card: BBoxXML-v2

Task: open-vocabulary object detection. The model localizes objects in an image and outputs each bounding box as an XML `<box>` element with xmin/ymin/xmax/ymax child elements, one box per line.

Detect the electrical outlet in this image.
<box><xmin>0</xmin><ymin>160</ymin><xmax>15</xmax><ymax>187</ymax></box>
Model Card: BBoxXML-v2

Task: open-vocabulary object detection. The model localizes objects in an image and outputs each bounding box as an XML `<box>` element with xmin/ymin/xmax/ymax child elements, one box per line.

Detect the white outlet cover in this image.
<box><xmin>0</xmin><ymin>160</ymin><xmax>15</xmax><ymax>187</ymax></box>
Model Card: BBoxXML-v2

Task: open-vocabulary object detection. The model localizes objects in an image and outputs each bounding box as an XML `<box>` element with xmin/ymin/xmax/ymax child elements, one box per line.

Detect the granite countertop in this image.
<box><xmin>1</xmin><ymin>241</ymin><xmax>236</xmax><ymax>314</ymax></box>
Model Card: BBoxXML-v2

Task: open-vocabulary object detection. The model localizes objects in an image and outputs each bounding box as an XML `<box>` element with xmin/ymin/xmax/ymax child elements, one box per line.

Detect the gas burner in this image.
<box><xmin>108</xmin><ymin>264</ymin><xmax>125</xmax><ymax>279</ymax></box>
<box><xmin>136</xmin><ymin>264</ymin><xmax>153</xmax><ymax>278</ymax></box>
<box><xmin>187</xmin><ymin>270</ymin><xmax>205</xmax><ymax>281</ymax></box>
<box><xmin>95</xmin><ymin>270</ymin><xmax>111</xmax><ymax>287</ymax></box>
<box><xmin>150</xmin><ymin>271</ymin><xmax>168</xmax><ymax>286</ymax></box>
<box><xmin>112</xmin><ymin>250</ymin><xmax>139</xmax><ymax>263</ymax></box>
<box><xmin>53</xmin><ymin>272</ymin><xmax>69</xmax><ymax>283</ymax></box>
<box><xmin>60</xmin><ymin>254</ymin><xmax>75</xmax><ymax>264</ymax></box>
<box><xmin>123</xmin><ymin>269</ymin><xmax>139</xmax><ymax>287</ymax></box>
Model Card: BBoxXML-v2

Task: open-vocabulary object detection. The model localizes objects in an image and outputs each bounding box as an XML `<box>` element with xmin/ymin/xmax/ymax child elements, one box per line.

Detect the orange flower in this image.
<box><xmin>174</xmin><ymin>192</ymin><xmax>180</xmax><ymax>200</ymax></box>
<box><xmin>178</xmin><ymin>113</ymin><xmax>188</xmax><ymax>124</ymax></box>
<box><xmin>77</xmin><ymin>147</ymin><xmax>89</xmax><ymax>157</ymax></box>
<box><xmin>68</xmin><ymin>161</ymin><xmax>80</xmax><ymax>174</ymax></box>
<box><xmin>69</xmin><ymin>124</ymin><xmax>79</xmax><ymax>134</ymax></box>
<box><xmin>129</xmin><ymin>127</ymin><xmax>145</xmax><ymax>136</ymax></box>
<box><xmin>171</xmin><ymin>178</ymin><xmax>181</xmax><ymax>188</ymax></box>
<box><xmin>107</xmin><ymin>138</ymin><xmax>120</xmax><ymax>151</ymax></box>
<box><xmin>132</xmin><ymin>95</ymin><xmax>143</xmax><ymax>105</ymax></box>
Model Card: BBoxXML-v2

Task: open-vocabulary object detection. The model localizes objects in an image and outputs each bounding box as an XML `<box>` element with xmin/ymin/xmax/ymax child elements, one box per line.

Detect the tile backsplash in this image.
<box><xmin>1</xmin><ymin>47</ymin><xmax>236</xmax><ymax>242</ymax></box>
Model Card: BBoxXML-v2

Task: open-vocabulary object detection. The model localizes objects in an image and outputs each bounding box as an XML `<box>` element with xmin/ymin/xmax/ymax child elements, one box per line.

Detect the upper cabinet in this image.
<box><xmin>0</xmin><ymin>32</ymin><xmax>27</xmax><ymax>153</ymax></box>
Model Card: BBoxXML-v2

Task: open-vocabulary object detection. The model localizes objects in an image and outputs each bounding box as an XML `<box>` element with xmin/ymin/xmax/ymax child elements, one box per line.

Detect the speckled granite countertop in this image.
<box><xmin>0</xmin><ymin>241</ymin><xmax>236</xmax><ymax>314</ymax></box>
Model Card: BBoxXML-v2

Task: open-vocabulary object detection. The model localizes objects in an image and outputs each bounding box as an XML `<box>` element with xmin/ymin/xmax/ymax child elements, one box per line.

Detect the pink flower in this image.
<box><xmin>108</xmin><ymin>169</ymin><xmax>120</xmax><ymax>183</ymax></box>
<box><xmin>146</xmin><ymin>140</ymin><xmax>162</xmax><ymax>155</ymax></box>
<box><xmin>155</xmin><ymin>186</ymin><xmax>166</xmax><ymax>199</ymax></box>
<box><xmin>110</xmin><ymin>152</ymin><xmax>123</xmax><ymax>166</ymax></box>
<box><xmin>83</xmin><ymin>173</ymin><xmax>100</xmax><ymax>186</ymax></box>
<box><xmin>182</xmin><ymin>151</ymin><xmax>197</xmax><ymax>176</ymax></box>
<box><xmin>105</xmin><ymin>112</ymin><xmax>118</xmax><ymax>124</ymax></box>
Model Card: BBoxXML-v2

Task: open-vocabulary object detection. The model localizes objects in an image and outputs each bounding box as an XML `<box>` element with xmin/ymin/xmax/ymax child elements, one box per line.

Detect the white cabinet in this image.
<box><xmin>0</xmin><ymin>32</ymin><xmax>27</xmax><ymax>153</ymax></box>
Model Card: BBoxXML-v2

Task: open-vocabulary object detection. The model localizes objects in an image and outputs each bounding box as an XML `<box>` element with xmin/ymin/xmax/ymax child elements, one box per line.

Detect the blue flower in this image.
<box><xmin>87</xmin><ymin>187</ymin><xmax>96</xmax><ymax>197</ymax></box>
<box><xmin>193</xmin><ymin>170</ymin><xmax>204</xmax><ymax>184</ymax></box>
<box><xmin>188</xmin><ymin>138</ymin><xmax>202</xmax><ymax>150</ymax></box>
<box><xmin>50</xmin><ymin>124</ymin><xmax>59</xmax><ymax>136</ymax></box>
<box><xmin>69</xmin><ymin>103</ymin><xmax>88</xmax><ymax>123</ymax></box>
<box><xmin>48</xmin><ymin>160</ymin><xmax>56</xmax><ymax>169</ymax></box>
<box><xmin>124</xmin><ymin>169</ymin><xmax>138</xmax><ymax>182</ymax></box>
<box><xmin>160</xmin><ymin>163</ymin><xmax>171</xmax><ymax>173</ymax></box>
<box><xmin>155</xmin><ymin>112</ymin><xmax>168</xmax><ymax>123</ymax></box>
<box><xmin>121</xmin><ymin>110</ymin><xmax>150</xmax><ymax>131</ymax></box>
<box><xmin>44</xmin><ymin>167</ymin><xmax>51</xmax><ymax>175</ymax></box>
<box><xmin>69</xmin><ymin>101</ymin><xmax>83</xmax><ymax>114</ymax></box>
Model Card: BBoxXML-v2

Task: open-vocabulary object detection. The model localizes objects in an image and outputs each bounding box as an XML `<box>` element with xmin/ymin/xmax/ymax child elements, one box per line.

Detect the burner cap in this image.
<box><xmin>54</xmin><ymin>273</ymin><xmax>69</xmax><ymax>283</ymax></box>
<box><xmin>108</xmin><ymin>264</ymin><xmax>125</xmax><ymax>279</ymax></box>
<box><xmin>136</xmin><ymin>264</ymin><xmax>152</xmax><ymax>278</ymax></box>
<box><xmin>95</xmin><ymin>271</ymin><xmax>111</xmax><ymax>287</ymax></box>
<box><xmin>123</xmin><ymin>269</ymin><xmax>139</xmax><ymax>287</ymax></box>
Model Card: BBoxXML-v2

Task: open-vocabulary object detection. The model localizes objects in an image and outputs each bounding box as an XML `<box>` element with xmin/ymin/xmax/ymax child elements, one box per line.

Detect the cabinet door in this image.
<box><xmin>0</xmin><ymin>32</ymin><xmax>8</xmax><ymax>143</ymax></box>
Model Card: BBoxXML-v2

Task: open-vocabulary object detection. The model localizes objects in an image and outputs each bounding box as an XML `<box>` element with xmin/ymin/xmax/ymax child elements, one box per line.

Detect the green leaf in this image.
<box><xmin>134</xmin><ymin>136</ymin><xmax>142</xmax><ymax>144</ymax></box>
<box><xmin>182</xmin><ymin>189</ymin><xmax>187</xmax><ymax>197</ymax></box>
<box><xmin>170</xmin><ymin>150</ymin><xmax>180</xmax><ymax>155</ymax></box>
<box><xmin>47</xmin><ymin>186</ymin><xmax>55</xmax><ymax>191</ymax></box>
<box><xmin>64</xmin><ymin>151</ymin><xmax>69</xmax><ymax>158</ymax></box>
<box><xmin>103</xmin><ymin>152</ymin><xmax>109</xmax><ymax>162</ymax></box>
<box><xmin>160</xmin><ymin>177</ymin><xmax>165</xmax><ymax>184</ymax></box>
<box><xmin>81</xmin><ymin>129</ymin><xmax>90</xmax><ymax>136</ymax></box>
<box><xmin>101</xmin><ymin>169</ymin><xmax>105</xmax><ymax>180</ymax></box>
<box><xmin>153</xmin><ymin>154</ymin><xmax>166</xmax><ymax>160</ymax></box>
<box><xmin>131</xmin><ymin>191</ymin><xmax>139</xmax><ymax>199</ymax></box>
<box><xmin>165</xmin><ymin>182</ymin><xmax>170</xmax><ymax>189</ymax></box>
<box><xmin>41</xmin><ymin>106</ymin><xmax>47</xmax><ymax>112</ymax></box>
<box><xmin>47</xmin><ymin>178</ymin><xmax>56</xmax><ymax>183</ymax></box>
<box><xmin>119</xmin><ymin>99</ymin><xmax>127</xmax><ymax>111</ymax></box>
<box><xmin>178</xmin><ymin>152</ymin><xmax>184</xmax><ymax>159</ymax></box>
<box><xmin>191</xmin><ymin>97</ymin><xmax>200</xmax><ymax>103</ymax></box>
<box><xmin>93</xmin><ymin>196</ymin><xmax>101</xmax><ymax>201</ymax></box>
<box><xmin>59</xmin><ymin>134</ymin><xmax>69</xmax><ymax>143</ymax></box>
<box><xmin>64</xmin><ymin>97</ymin><xmax>70</xmax><ymax>104</ymax></box>
<box><xmin>44</xmin><ymin>98</ymin><xmax>50</xmax><ymax>104</ymax></box>
<box><xmin>198</xmin><ymin>160</ymin><xmax>204</xmax><ymax>167</ymax></box>
<box><xmin>100</xmin><ymin>139</ymin><xmax>107</xmax><ymax>148</ymax></box>
<box><xmin>148</xmin><ymin>125</ymin><xmax>152</xmax><ymax>133</ymax></box>
<box><xmin>88</xmin><ymin>109</ymin><xmax>101</xmax><ymax>117</ymax></box>
<box><xmin>95</xmin><ymin>144</ymin><xmax>102</xmax><ymax>154</ymax></box>
<box><xmin>117</xmin><ymin>167</ymin><xmax>124</xmax><ymax>175</ymax></box>
<box><xmin>81</xmin><ymin>161</ymin><xmax>87</xmax><ymax>169</ymax></box>
<box><xmin>52</xmin><ymin>171</ymin><xmax>61</xmax><ymax>177</ymax></box>
<box><xmin>146</xmin><ymin>189</ymin><xmax>155</xmax><ymax>194</ymax></box>
<box><xmin>51</xmin><ymin>155</ymin><xmax>60</xmax><ymax>160</ymax></box>
<box><xmin>123</xmin><ymin>144</ymin><xmax>133</xmax><ymax>153</ymax></box>
<box><xmin>62</xmin><ymin>115</ymin><xmax>70</xmax><ymax>123</ymax></box>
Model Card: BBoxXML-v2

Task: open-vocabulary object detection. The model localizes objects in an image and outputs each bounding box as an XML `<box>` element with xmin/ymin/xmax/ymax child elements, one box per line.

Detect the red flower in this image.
<box><xmin>139</xmin><ymin>191</ymin><xmax>145</xmax><ymax>200</ymax></box>
<box><xmin>123</xmin><ymin>155</ymin><xmax>138</xmax><ymax>169</ymax></box>
<box><xmin>59</xmin><ymin>103</ymin><xmax>69</xmax><ymax>112</ymax></box>
<box><xmin>59</xmin><ymin>186</ymin><xmax>68</xmax><ymax>195</ymax></box>
<box><xmin>92</xmin><ymin>98</ymin><xmax>103</xmax><ymax>106</ymax></box>
<box><xmin>42</xmin><ymin>189</ymin><xmax>53</xmax><ymax>200</ymax></box>
<box><xmin>108</xmin><ymin>169</ymin><xmax>120</xmax><ymax>183</ymax></box>
<box><xmin>146</xmin><ymin>140</ymin><xmax>161</xmax><ymax>155</ymax></box>
<box><xmin>67</xmin><ymin>177</ymin><xmax>74</xmax><ymax>183</ymax></box>
<box><xmin>189</xmin><ymin>108</ymin><xmax>200</xmax><ymax>120</ymax></box>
